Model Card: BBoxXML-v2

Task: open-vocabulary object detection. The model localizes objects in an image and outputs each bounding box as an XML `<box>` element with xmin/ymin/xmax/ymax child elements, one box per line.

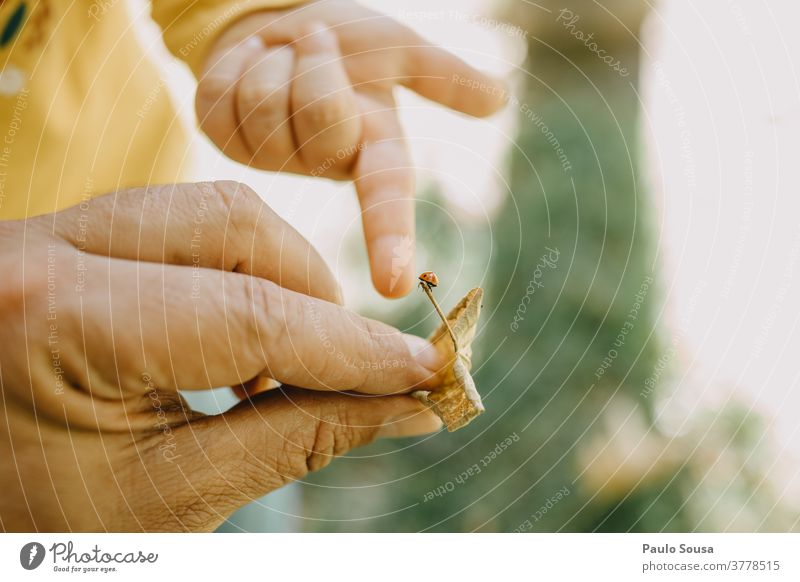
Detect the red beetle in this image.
<box><xmin>418</xmin><ymin>271</ymin><xmax>439</xmax><ymax>288</ymax></box>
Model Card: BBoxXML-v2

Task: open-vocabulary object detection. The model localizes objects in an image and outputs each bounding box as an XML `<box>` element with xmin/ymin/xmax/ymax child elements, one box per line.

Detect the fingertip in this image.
<box><xmin>369</xmin><ymin>234</ymin><xmax>416</xmax><ymax>298</ymax></box>
<box><xmin>402</xmin><ymin>334</ymin><xmax>445</xmax><ymax>374</ymax></box>
<box><xmin>376</xmin><ymin>405</ymin><xmax>442</xmax><ymax>439</ymax></box>
<box><xmin>231</xmin><ymin>376</ymin><xmax>278</xmax><ymax>400</ymax></box>
<box><xmin>463</xmin><ymin>74</ymin><xmax>510</xmax><ymax>118</ymax></box>
<box><xmin>372</xmin><ymin>269</ymin><xmax>414</xmax><ymax>299</ymax></box>
<box><xmin>485</xmin><ymin>78</ymin><xmax>511</xmax><ymax>115</ymax></box>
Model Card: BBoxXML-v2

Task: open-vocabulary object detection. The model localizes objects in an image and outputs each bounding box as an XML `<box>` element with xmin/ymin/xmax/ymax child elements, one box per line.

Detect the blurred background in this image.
<box><xmin>134</xmin><ymin>0</ymin><xmax>800</xmax><ymax>531</ymax></box>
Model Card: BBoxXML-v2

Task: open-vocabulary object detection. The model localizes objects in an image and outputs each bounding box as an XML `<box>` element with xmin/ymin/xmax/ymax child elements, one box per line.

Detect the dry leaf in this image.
<box><xmin>414</xmin><ymin>287</ymin><xmax>484</xmax><ymax>431</ymax></box>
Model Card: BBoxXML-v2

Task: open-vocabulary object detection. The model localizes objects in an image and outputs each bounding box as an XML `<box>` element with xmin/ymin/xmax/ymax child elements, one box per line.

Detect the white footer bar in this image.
<box><xmin>1</xmin><ymin>533</ymin><xmax>797</xmax><ymax>581</ymax></box>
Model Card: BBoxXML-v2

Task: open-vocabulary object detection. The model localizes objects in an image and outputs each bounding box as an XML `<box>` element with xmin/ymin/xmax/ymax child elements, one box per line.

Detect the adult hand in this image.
<box><xmin>196</xmin><ymin>0</ymin><xmax>508</xmax><ymax>297</ymax></box>
<box><xmin>0</xmin><ymin>181</ymin><xmax>441</xmax><ymax>532</ymax></box>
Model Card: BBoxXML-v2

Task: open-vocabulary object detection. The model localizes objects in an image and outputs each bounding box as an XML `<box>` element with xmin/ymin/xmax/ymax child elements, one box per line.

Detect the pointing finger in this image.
<box><xmin>353</xmin><ymin>93</ymin><xmax>416</xmax><ymax>298</ymax></box>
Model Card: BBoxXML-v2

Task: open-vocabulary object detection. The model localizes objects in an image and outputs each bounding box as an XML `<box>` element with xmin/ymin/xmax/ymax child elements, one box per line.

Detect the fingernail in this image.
<box><xmin>403</xmin><ymin>334</ymin><xmax>443</xmax><ymax>373</ymax></box>
<box><xmin>377</xmin><ymin>408</ymin><xmax>442</xmax><ymax>439</ymax></box>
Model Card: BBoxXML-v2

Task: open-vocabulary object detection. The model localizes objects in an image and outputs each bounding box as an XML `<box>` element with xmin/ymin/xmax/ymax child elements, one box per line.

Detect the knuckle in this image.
<box><xmin>0</xmin><ymin>262</ymin><xmax>29</xmax><ymax>318</ymax></box>
<box><xmin>184</xmin><ymin>181</ymin><xmax>282</xmax><ymax>270</ymax></box>
<box><xmin>196</xmin><ymin>75</ymin><xmax>234</xmax><ymax>107</ymax></box>
<box><xmin>195</xmin><ymin>84</ymin><xmax>235</xmax><ymax>137</ymax></box>
<box><xmin>278</xmin><ymin>400</ymin><xmax>361</xmax><ymax>478</ymax></box>
<box><xmin>210</xmin><ymin>179</ymin><xmax>260</xmax><ymax>210</ymax></box>
<box><xmin>305</xmin><ymin>94</ymin><xmax>353</xmax><ymax>130</ymax></box>
<box><xmin>305</xmin><ymin>419</ymin><xmax>338</xmax><ymax>473</ymax></box>
<box><xmin>208</xmin><ymin>180</ymin><xmax>270</xmax><ymax>241</ymax></box>
<box><xmin>239</xmin><ymin>80</ymin><xmax>288</xmax><ymax>117</ymax></box>
<box><xmin>237</xmin><ymin>279</ymin><xmax>289</xmax><ymax>370</ymax></box>
<box><xmin>246</xmin><ymin>110</ymin><xmax>291</xmax><ymax>152</ymax></box>
<box><xmin>355</xmin><ymin>318</ymin><xmax>394</xmax><ymax>389</ymax></box>
<box><xmin>245</xmin><ymin>108</ymin><xmax>290</xmax><ymax>147</ymax></box>
<box><xmin>0</xmin><ymin>242</ymin><xmax>54</xmax><ymax>321</ymax></box>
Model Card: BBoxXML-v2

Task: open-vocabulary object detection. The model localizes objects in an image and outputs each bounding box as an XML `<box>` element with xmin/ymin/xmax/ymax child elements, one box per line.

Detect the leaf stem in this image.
<box><xmin>420</xmin><ymin>282</ymin><xmax>459</xmax><ymax>352</ymax></box>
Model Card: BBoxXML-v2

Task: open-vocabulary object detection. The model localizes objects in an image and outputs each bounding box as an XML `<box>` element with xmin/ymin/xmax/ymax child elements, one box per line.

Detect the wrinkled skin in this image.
<box><xmin>0</xmin><ymin>181</ymin><xmax>442</xmax><ymax>531</ymax></box>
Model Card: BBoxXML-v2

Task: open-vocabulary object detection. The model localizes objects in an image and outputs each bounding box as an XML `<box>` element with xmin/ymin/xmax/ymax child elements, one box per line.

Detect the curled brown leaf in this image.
<box><xmin>414</xmin><ymin>287</ymin><xmax>484</xmax><ymax>431</ymax></box>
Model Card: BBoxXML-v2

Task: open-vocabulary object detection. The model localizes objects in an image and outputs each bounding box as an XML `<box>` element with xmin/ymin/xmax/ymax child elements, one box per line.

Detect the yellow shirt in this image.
<box><xmin>0</xmin><ymin>0</ymin><xmax>299</xmax><ymax>219</ymax></box>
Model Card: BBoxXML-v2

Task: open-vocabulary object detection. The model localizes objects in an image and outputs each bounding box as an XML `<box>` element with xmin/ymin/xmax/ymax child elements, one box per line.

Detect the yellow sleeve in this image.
<box><xmin>152</xmin><ymin>0</ymin><xmax>304</xmax><ymax>76</ymax></box>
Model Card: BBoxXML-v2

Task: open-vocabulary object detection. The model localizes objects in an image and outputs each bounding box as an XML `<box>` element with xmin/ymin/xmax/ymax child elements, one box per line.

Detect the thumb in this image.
<box><xmin>143</xmin><ymin>388</ymin><xmax>440</xmax><ymax>530</ymax></box>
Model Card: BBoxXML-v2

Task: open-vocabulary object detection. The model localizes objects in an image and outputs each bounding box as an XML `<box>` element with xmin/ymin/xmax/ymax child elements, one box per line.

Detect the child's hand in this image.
<box><xmin>196</xmin><ymin>0</ymin><xmax>507</xmax><ymax>298</ymax></box>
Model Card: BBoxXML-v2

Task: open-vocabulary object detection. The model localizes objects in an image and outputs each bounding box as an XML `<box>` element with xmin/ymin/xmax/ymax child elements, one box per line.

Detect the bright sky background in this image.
<box><xmin>642</xmin><ymin>0</ymin><xmax>800</xmax><ymax>493</ymax></box>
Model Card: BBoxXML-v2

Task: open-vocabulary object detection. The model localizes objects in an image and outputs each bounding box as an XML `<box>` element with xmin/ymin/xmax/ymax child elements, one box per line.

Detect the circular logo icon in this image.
<box><xmin>19</xmin><ymin>542</ymin><xmax>45</xmax><ymax>570</ymax></box>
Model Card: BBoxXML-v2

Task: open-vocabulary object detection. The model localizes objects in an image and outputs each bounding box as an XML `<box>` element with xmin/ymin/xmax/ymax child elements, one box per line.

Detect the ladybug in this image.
<box><xmin>418</xmin><ymin>271</ymin><xmax>439</xmax><ymax>288</ymax></box>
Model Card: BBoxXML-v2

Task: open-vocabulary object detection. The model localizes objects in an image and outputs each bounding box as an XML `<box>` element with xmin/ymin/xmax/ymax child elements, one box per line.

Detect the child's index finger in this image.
<box><xmin>353</xmin><ymin>92</ymin><xmax>416</xmax><ymax>299</ymax></box>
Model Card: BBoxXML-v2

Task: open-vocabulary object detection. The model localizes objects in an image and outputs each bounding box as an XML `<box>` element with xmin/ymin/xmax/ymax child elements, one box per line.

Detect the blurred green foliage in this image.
<box><xmin>294</xmin><ymin>4</ymin><xmax>789</xmax><ymax>533</ymax></box>
<box><xmin>297</xmin><ymin>34</ymin><xmax>684</xmax><ymax>530</ymax></box>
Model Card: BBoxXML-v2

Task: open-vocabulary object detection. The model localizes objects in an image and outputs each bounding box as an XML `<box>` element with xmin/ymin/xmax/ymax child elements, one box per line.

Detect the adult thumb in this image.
<box><xmin>141</xmin><ymin>388</ymin><xmax>440</xmax><ymax>530</ymax></box>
